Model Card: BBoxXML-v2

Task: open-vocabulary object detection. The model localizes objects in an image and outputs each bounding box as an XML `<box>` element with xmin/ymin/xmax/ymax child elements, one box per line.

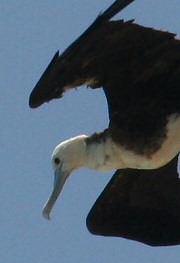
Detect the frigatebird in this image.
<box><xmin>29</xmin><ymin>0</ymin><xmax>180</xmax><ymax>246</ymax></box>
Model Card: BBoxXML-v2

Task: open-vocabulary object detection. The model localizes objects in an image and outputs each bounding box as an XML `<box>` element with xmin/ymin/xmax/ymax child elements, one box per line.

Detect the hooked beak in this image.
<box><xmin>42</xmin><ymin>168</ymin><xmax>70</xmax><ymax>220</ymax></box>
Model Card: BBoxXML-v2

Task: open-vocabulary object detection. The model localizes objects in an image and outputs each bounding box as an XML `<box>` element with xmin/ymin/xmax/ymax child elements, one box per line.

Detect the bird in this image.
<box><xmin>29</xmin><ymin>0</ymin><xmax>180</xmax><ymax>246</ymax></box>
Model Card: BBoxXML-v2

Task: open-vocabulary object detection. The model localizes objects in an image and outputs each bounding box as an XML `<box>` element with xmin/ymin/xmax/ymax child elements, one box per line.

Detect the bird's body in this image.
<box><xmin>30</xmin><ymin>19</ymin><xmax>180</xmax><ymax>171</ymax></box>
<box><xmin>86</xmin><ymin>114</ymin><xmax>180</xmax><ymax>170</ymax></box>
<box><xmin>30</xmin><ymin>19</ymin><xmax>180</xmax><ymax>145</ymax></box>
<box><xmin>29</xmin><ymin>0</ymin><xmax>180</xmax><ymax>246</ymax></box>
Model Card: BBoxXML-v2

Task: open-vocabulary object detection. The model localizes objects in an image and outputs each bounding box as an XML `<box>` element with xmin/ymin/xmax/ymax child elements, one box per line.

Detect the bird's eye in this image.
<box><xmin>54</xmin><ymin>157</ymin><xmax>60</xmax><ymax>165</ymax></box>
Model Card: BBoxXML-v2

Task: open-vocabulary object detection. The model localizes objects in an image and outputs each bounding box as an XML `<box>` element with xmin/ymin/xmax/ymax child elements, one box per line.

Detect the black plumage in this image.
<box><xmin>29</xmin><ymin>0</ymin><xmax>180</xmax><ymax>246</ymax></box>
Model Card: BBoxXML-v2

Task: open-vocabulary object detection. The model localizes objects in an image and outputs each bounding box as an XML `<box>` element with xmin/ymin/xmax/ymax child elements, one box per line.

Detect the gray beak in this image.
<box><xmin>42</xmin><ymin>168</ymin><xmax>70</xmax><ymax>220</ymax></box>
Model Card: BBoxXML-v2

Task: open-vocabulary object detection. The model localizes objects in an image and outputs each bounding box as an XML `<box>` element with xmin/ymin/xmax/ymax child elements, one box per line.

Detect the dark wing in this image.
<box><xmin>29</xmin><ymin>0</ymin><xmax>180</xmax><ymax>140</ymax></box>
<box><xmin>102</xmin><ymin>22</ymin><xmax>180</xmax><ymax>154</ymax></box>
<box><xmin>29</xmin><ymin>0</ymin><xmax>135</xmax><ymax>108</ymax></box>
<box><xmin>86</xmin><ymin>155</ymin><xmax>180</xmax><ymax>246</ymax></box>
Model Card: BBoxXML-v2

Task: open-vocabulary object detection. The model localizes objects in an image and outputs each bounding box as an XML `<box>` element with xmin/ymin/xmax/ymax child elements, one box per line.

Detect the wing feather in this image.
<box><xmin>29</xmin><ymin>0</ymin><xmax>135</xmax><ymax>108</ymax></box>
<box><xmin>87</xmin><ymin>155</ymin><xmax>180</xmax><ymax>246</ymax></box>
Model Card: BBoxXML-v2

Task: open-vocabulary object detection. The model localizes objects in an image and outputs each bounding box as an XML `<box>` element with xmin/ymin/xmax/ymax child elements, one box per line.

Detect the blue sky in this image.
<box><xmin>1</xmin><ymin>1</ymin><xmax>180</xmax><ymax>262</ymax></box>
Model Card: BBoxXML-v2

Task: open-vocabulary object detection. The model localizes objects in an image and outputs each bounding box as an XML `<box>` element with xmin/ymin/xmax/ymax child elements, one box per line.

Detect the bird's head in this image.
<box><xmin>42</xmin><ymin>135</ymin><xmax>87</xmax><ymax>219</ymax></box>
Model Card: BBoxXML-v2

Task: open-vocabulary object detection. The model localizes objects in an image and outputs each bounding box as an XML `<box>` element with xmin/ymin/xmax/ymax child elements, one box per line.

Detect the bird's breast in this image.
<box><xmin>85</xmin><ymin>114</ymin><xmax>180</xmax><ymax>171</ymax></box>
<box><xmin>112</xmin><ymin>114</ymin><xmax>180</xmax><ymax>170</ymax></box>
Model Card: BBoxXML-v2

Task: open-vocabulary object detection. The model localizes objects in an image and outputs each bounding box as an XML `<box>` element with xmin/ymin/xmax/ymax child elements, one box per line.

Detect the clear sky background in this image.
<box><xmin>1</xmin><ymin>1</ymin><xmax>180</xmax><ymax>262</ymax></box>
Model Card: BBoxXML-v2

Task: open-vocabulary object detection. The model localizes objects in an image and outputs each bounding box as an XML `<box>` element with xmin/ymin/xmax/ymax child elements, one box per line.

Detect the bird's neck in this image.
<box><xmin>85</xmin><ymin>133</ymin><xmax>126</xmax><ymax>171</ymax></box>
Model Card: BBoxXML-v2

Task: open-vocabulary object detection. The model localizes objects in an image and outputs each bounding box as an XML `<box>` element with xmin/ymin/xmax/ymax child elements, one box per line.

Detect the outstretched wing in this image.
<box><xmin>86</xmin><ymin>155</ymin><xmax>180</xmax><ymax>246</ymax></box>
<box><xmin>29</xmin><ymin>0</ymin><xmax>135</xmax><ymax>108</ymax></box>
<box><xmin>29</xmin><ymin>0</ymin><xmax>180</xmax><ymax>130</ymax></box>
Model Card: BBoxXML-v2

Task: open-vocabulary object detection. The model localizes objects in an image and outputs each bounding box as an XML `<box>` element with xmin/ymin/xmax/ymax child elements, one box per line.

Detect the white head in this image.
<box><xmin>42</xmin><ymin>135</ymin><xmax>88</xmax><ymax>219</ymax></box>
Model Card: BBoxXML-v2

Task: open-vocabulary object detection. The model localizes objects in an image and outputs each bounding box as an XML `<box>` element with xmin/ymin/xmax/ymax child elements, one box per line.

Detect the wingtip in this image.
<box><xmin>42</xmin><ymin>209</ymin><xmax>51</xmax><ymax>220</ymax></box>
<box><xmin>28</xmin><ymin>89</ymin><xmax>44</xmax><ymax>108</ymax></box>
<box><xmin>28</xmin><ymin>93</ymin><xmax>42</xmax><ymax>108</ymax></box>
<box><xmin>29</xmin><ymin>50</ymin><xmax>60</xmax><ymax>108</ymax></box>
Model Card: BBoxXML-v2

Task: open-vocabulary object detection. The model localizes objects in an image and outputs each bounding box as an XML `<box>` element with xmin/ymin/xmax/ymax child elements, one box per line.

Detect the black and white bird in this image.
<box><xmin>29</xmin><ymin>0</ymin><xmax>180</xmax><ymax>246</ymax></box>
